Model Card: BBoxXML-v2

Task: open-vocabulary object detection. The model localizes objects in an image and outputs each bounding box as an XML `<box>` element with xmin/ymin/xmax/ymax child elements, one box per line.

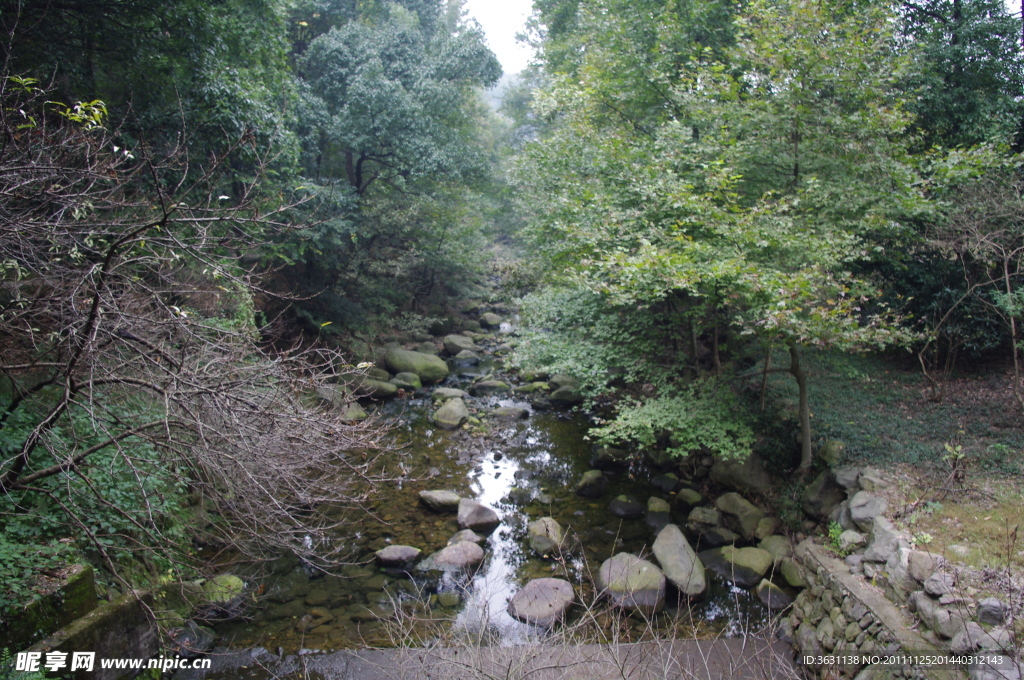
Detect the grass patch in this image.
<box><xmin>761</xmin><ymin>350</ymin><xmax>1024</xmax><ymax>471</ymax></box>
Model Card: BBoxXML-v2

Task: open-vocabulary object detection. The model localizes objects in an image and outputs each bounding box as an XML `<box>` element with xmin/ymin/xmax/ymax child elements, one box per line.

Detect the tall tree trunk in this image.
<box><xmin>790</xmin><ymin>342</ymin><xmax>813</xmax><ymax>472</ymax></box>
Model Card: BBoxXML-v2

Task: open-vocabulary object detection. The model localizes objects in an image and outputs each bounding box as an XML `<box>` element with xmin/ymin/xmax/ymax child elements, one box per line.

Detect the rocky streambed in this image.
<box><xmin>192</xmin><ymin>301</ymin><xmax>804</xmax><ymax>671</ymax></box>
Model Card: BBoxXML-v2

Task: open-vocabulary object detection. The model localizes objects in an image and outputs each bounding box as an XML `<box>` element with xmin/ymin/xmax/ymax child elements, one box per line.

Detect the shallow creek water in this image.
<box><xmin>208</xmin><ymin>350</ymin><xmax>770</xmax><ymax>659</ymax></box>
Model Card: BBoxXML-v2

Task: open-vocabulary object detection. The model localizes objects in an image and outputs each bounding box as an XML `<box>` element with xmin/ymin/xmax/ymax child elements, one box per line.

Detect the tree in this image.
<box><xmin>0</xmin><ymin>77</ymin><xmax>390</xmax><ymax>592</ymax></box>
<box><xmin>517</xmin><ymin>0</ymin><xmax>920</xmax><ymax>471</ymax></box>
<box><xmin>899</xmin><ymin>0</ymin><xmax>1024</xmax><ymax>149</ymax></box>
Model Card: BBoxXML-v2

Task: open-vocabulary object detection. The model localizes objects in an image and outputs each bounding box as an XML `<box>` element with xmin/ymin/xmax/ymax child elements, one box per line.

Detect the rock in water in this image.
<box><xmin>715</xmin><ymin>492</ymin><xmax>767</xmax><ymax>540</ymax></box>
<box><xmin>575</xmin><ymin>470</ymin><xmax>608</xmax><ymax>498</ymax></box>
<box><xmin>527</xmin><ymin>517</ymin><xmax>565</xmax><ymax>555</ymax></box>
<box><xmin>432</xmin><ymin>397</ymin><xmax>469</xmax><ymax>430</ymax></box>
<box><xmin>418</xmin><ymin>541</ymin><xmax>484</xmax><ymax>571</ymax></box>
<box><xmin>479</xmin><ymin>312</ymin><xmax>502</xmax><ymax>328</ymax></box>
<box><xmin>507</xmin><ymin>578</ymin><xmax>575</xmax><ymax>628</ymax></box>
<box><xmin>443</xmin><ymin>334</ymin><xmax>477</xmax><ymax>355</ymax></box>
<box><xmin>471</xmin><ymin>380</ymin><xmax>510</xmax><ymax>395</ymax></box>
<box><xmin>419</xmin><ymin>490</ymin><xmax>461</xmax><ymax>512</ymax></box>
<box><xmin>384</xmin><ymin>348</ymin><xmax>449</xmax><ymax>384</ymax></box>
<box><xmin>458</xmin><ymin>498</ymin><xmax>500</xmax><ymax>532</ymax></box>
<box><xmin>698</xmin><ymin>546</ymin><xmax>774</xmax><ymax>588</ymax></box>
<box><xmin>756</xmin><ymin>579</ymin><xmax>793</xmax><ymax>609</ymax></box>
<box><xmin>596</xmin><ymin>553</ymin><xmax>666</xmax><ymax>615</ymax></box>
<box><xmin>609</xmin><ymin>495</ymin><xmax>643</xmax><ymax>519</ymax></box>
<box><xmin>375</xmin><ymin>545</ymin><xmax>421</xmax><ymax>567</ymax></box>
<box><xmin>652</xmin><ymin>524</ymin><xmax>706</xmax><ymax>598</ymax></box>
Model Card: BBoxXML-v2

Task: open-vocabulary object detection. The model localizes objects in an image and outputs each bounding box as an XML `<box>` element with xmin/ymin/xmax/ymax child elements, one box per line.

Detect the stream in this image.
<box><xmin>196</xmin><ymin>319</ymin><xmax>774</xmax><ymax>674</ymax></box>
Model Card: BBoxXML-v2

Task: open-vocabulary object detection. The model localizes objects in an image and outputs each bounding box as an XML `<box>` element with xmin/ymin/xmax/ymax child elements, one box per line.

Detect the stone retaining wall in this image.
<box><xmin>786</xmin><ymin>540</ymin><xmax>961</xmax><ymax>680</ymax></box>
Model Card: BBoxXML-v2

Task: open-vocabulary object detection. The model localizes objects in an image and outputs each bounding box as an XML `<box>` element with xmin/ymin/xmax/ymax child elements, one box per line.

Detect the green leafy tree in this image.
<box><xmin>518</xmin><ymin>0</ymin><xmax>921</xmax><ymax>470</ymax></box>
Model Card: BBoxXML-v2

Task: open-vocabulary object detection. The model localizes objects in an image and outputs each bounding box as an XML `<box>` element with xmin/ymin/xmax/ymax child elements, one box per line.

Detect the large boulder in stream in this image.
<box><xmin>480</xmin><ymin>312</ymin><xmax>502</xmax><ymax>328</ymax></box>
<box><xmin>596</xmin><ymin>553</ymin><xmax>666</xmax><ymax>615</ymax></box>
<box><xmin>375</xmin><ymin>545</ymin><xmax>421</xmax><ymax>567</ymax></box>
<box><xmin>715</xmin><ymin>492</ymin><xmax>767</xmax><ymax>540</ymax></box>
<box><xmin>575</xmin><ymin>470</ymin><xmax>608</xmax><ymax>498</ymax></box>
<box><xmin>433</xmin><ymin>397</ymin><xmax>469</xmax><ymax>430</ymax></box>
<box><xmin>507</xmin><ymin>578</ymin><xmax>575</xmax><ymax>628</ymax></box>
<box><xmin>652</xmin><ymin>524</ymin><xmax>706</xmax><ymax>598</ymax></box>
<box><xmin>354</xmin><ymin>377</ymin><xmax>399</xmax><ymax>399</ymax></box>
<box><xmin>418</xmin><ymin>541</ymin><xmax>484</xmax><ymax>572</ymax></box>
<box><xmin>527</xmin><ymin>517</ymin><xmax>565</xmax><ymax>555</ymax></box>
<box><xmin>419</xmin><ymin>490</ymin><xmax>461</xmax><ymax>512</ymax></box>
<box><xmin>458</xmin><ymin>499</ymin><xmax>500</xmax><ymax>533</ymax></box>
<box><xmin>443</xmin><ymin>334</ymin><xmax>478</xmax><ymax>355</ymax></box>
<box><xmin>698</xmin><ymin>546</ymin><xmax>774</xmax><ymax>588</ymax></box>
<box><xmin>384</xmin><ymin>348</ymin><xmax>449</xmax><ymax>384</ymax></box>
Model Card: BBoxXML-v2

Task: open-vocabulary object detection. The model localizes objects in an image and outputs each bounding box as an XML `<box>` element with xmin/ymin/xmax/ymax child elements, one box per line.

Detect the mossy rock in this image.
<box><xmin>384</xmin><ymin>348</ymin><xmax>449</xmax><ymax>384</ymax></box>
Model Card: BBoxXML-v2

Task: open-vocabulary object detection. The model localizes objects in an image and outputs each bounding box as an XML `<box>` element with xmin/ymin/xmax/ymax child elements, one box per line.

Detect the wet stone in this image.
<box><xmin>575</xmin><ymin>470</ymin><xmax>608</xmax><ymax>498</ymax></box>
<box><xmin>507</xmin><ymin>578</ymin><xmax>575</xmax><ymax>628</ymax></box>
<box><xmin>418</xmin><ymin>541</ymin><xmax>485</xmax><ymax>572</ymax></box>
<box><xmin>419</xmin><ymin>490</ymin><xmax>461</xmax><ymax>512</ymax></box>
<box><xmin>651</xmin><ymin>473</ymin><xmax>680</xmax><ymax>494</ymax></box>
<box><xmin>375</xmin><ymin>545</ymin><xmax>421</xmax><ymax>567</ymax></box>
<box><xmin>756</xmin><ymin>579</ymin><xmax>793</xmax><ymax>610</ymax></box>
<box><xmin>457</xmin><ymin>498</ymin><xmax>500</xmax><ymax>532</ymax></box>
<box><xmin>596</xmin><ymin>553</ymin><xmax>666</xmax><ymax>615</ymax></box>
<box><xmin>646</xmin><ymin>497</ymin><xmax>672</xmax><ymax>531</ymax></box>
<box><xmin>609</xmin><ymin>495</ymin><xmax>644</xmax><ymax>519</ymax></box>
<box><xmin>527</xmin><ymin>517</ymin><xmax>565</xmax><ymax>556</ymax></box>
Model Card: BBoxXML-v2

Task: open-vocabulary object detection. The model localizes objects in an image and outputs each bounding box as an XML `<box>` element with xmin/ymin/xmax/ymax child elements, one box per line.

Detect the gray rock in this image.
<box><xmin>609</xmin><ymin>495</ymin><xmax>644</xmax><ymax>519</ymax></box>
<box><xmin>390</xmin><ymin>371</ymin><xmax>422</xmax><ymax>390</ymax></box>
<box><xmin>471</xmin><ymin>380</ymin><xmax>510</xmax><ymax>395</ymax></box>
<box><xmin>443</xmin><ymin>334</ymin><xmax>477</xmax><ymax>355</ymax></box>
<box><xmin>646</xmin><ymin>497</ymin><xmax>672</xmax><ymax>530</ymax></box>
<box><xmin>907</xmin><ymin>550</ymin><xmax>944</xmax><ymax>582</ymax></box>
<box><xmin>549</xmin><ymin>385</ymin><xmax>583</xmax><ymax>407</ymax></box>
<box><xmin>833</xmin><ymin>466</ymin><xmax>861</xmax><ymax>491</ymax></box>
<box><xmin>754</xmin><ymin>517</ymin><xmax>780</xmax><ymax>540</ymax></box>
<box><xmin>910</xmin><ymin>591</ymin><xmax>968</xmax><ymax>639</ymax></box>
<box><xmin>591</xmin><ymin>446</ymin><xmax>631</xmax><ymax>470</ymax></box>
<box><xmin>758</xmin><ymin>535</ymin><xmax>793</xmax><ymax>565</ymax></box>
<box><xmin>432</xmin><ymin>397</ymin><xmax>469</xmax><ymax>430</ymax></box>
<box><xmin>977</xmin><ymin>597</ymin><xmax>1006</xmax><ymax>626</ymax></box>
<box><xmin>507</xmin><ymin>578</ymin><xmax>575</xmax><ymax>628</ymax></box>
<box><xmin>701</xmin><ymin>527</ymin><xmax>741</xmax><ymax>548</ymax></box>
<box><xmin>924</xmin><ymin>572</ymin><xmax>954</xmax><ymax>596</ymax></box>
<box><xmin>419</xmin><ymin>489</ymin><xmax>461</xmax><ymax>512</ymax></box>
<box><xmin>698</xmin><ymin>546</ymin><xmax>774</xmax><ymax>588</ymax></box>
<box><xmin>801</xmin><ymin>470</ymin><xmax>846</xmax><ymax>519</ymax></box>
<box><xmin>454</xmin><ymin>350</ymin><xmax>480</xmax><ymax>365</ymax></box>
<box><xmin>838</xmin><ymin>530</ymin><xmax>866</xmax><ymax>552</ymax></box>
<box><xmin>479</xmin><ymin>312</ymin><xmax>502</xmax><ymax>328</ymax></box>
<box><xmin>715</xmin><ymin>492</ymin><xmax>767</xmax><ymax>540</ymax></box>
<box><xmin>709</xmin><ymin>453</ymin><xmax>772</xmax><ymax>494</ymax></box>
<box><xmin>674</xmin><ymin>488</ymin><xmax>703</xmax><ymax>510</ymax></box>
<box><xmin>448</xmin><ymin>529</ymin><xmax>485</xmax><ymax>545</ymax></box>
<box><xmin>418</xmin><ymin>541</ymin><xmax>484</xmax><ymax>571</ymax></box>
<box><xmin>575</xmin><ymin>470</ymin><xmax>608</xmax><ymax>498</ymax></box>
<box><xmin>375</xmin><ymin>545</ymin><xmax>421</xmax><ymax>567</ymax></box>
<box><xmin>830</xmin><ymin>500</ymin><xmax>856</xmax><ymax>532</ymax></box>
<box><xmin>384</xmin><ymin>348</ymin><xmax>449</xmax><ymax>384</ymax></box>
<box><xmin>858</xmin><ymin>469</ymin><xmax>889</xmax><ymax>492</ymax></box>
<box><xmin>863</xmin><ymin>517</ymin><xmax>905</xmax><ymax>563</ymax></box>
<box><xmin>596</xmin><ymin>553</ymin><xmax>666</xmax><ymax>614</ymax></box>
<box><xmin>458</xmin><ymin>499</ymin><xmax>500</xmax><ymax>532</ymax></box>
<box><xmin>652</xmin><ymin>524</ymin><xmax>706</xmax><ymax>598</ymax></box>
<box><xmin>493</xmin><ymin>406</ymin><xmax>529</xmax><ymax>420</ymax></box>
<box><xmin>339</xmin><ymin>402</ymin><xmax>368</xmax><ymax>422</ymax></box>
<box><xmin>952</xmin><ymin>622</ymin><xmax>1015</xmax><ymax>654</ymax></box>
<box><xmin>970</xmin><ymin>656</ymin><xmax>1022</xmax><ymax>680</ymax></box>
<box><xmin>756</xmin><ymin>579</ymin><xmax>793</xmax><ymax>609</ymax></box>
<box><xmin>651</xmin><ymin>473</ymin><xmax>680</xmax><ymax>493</ymax></box>
<box><xmin>367</xmin><ymin>367</ymin><xmax>391</xmax><ymax>380</ymax></box>
<box><xmin>527</xmin><ymin>517</ymin><xmax>565</xmax><ymax>555</ymax></box>
<box><xmin>355</xmin><ymin>377</ymin><xmax>400</xmax><ymax>399</ymax></box>
<box><xmin>686</xmin><ymin>506</ymin><xmax>723</xmax><ymax>534</ymax></box>
<box><xmin>848</xmin><ymin>491</ymin><xmax>888</xmax><ymax>532</ymax></box>
<box><xmin>432</xmin><ymin>387</ymin><xmax>469</xmax><ymax>402</ymax></box>
<box><xmin>781</xmin><ymin>558</ymin><xmax>808</xmax><ymax>588</ymax></box>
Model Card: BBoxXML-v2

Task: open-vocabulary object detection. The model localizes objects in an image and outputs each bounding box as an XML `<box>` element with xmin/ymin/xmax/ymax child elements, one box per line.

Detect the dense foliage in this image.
<box><xmin>513</xmin><ymin>0</ymin><xmax>1024</xmax><ymax>470</ymax></box>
